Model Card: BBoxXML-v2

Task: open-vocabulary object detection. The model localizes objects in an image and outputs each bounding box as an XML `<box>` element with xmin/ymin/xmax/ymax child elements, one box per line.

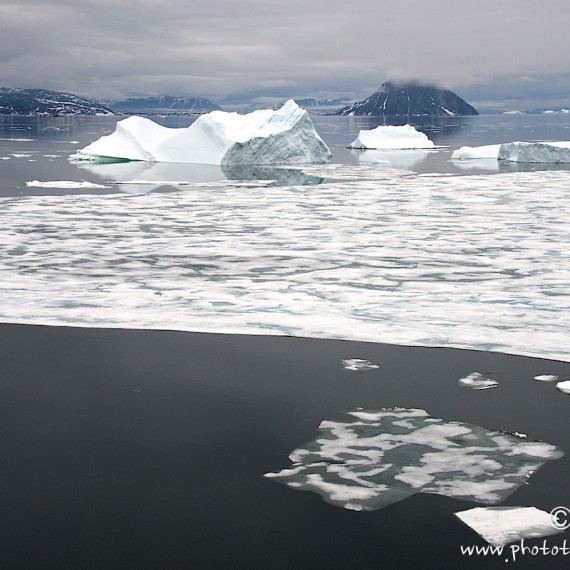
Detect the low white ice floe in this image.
<box><xmin>556</xmin><ymin>380</ymin><xmax>570</xmax><ymax>394</ymax></box>
<box><xmin>70</xmin><ymin>100</ymin><xmax>331</xmax><ymax>165</ymax></box>
<box><xmin>347</xmin><ymin>124</ymin><xmax>435</xmax><ymax>150</ymax></box>
<box><xmin>455</xmin><ymin>506</ymin><xmax>564</xmax><ymax>547</ymax></box>
<box><xmin>452</xmin><ymin>141</ymin><xmax>570</xmax><ymax>163</ymax></box>
<box><xmin>25</xmin><ymin>180</ymin><xmax>109</xmax><ymax>189</ymax></box>
<box><xmin>341</xmin><ymin>359</ymin><xmax>379</xmax><ymax>371</ymax></box>
<box><xmin>458</xmin><ymin>372</ymin><xmax>499</xmax><ymax>390</ymax></box>
<box><xmin>264</xmin><ymin>408</ymin><xmax>563</xmax><ymax>512</ymax></box>
<box><xmin>534</xmin><ymin>374</ymin><xmax>558</xmax><ymax>382</ymax></box>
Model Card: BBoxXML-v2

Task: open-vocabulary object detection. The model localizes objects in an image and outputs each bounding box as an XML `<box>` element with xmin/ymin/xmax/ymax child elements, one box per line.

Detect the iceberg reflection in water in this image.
<box><xmin>264</xmin><ymin>408</ymin><xmax>563</xmax><ymax>512</ymax></box>
<box><xmin>75</xmin><ymin>160</ymin><xmax>324</xmax><ymax>194</ymax></box>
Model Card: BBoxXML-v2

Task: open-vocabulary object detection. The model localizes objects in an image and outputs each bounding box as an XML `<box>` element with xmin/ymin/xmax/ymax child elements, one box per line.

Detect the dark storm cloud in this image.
<box><xmin>1</xmin><ymin>0</ymin><xmax>570</xmax><ymax>109</ymax></box>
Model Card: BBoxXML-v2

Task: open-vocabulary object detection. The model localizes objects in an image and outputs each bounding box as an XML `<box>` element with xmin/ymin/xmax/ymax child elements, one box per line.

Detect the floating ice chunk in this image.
<box><xmin>70</xmin><ymin>100</ymin><xmax>331</xmax><ymax>165</ymax></box>
<box><xmin>264</xmin><ymin>408</ymin><xmax>563</xmax><ymax>512</ymax></box>
<box><xmin>452</xmin><ymin>141</ymin><xmax>570</xmax><ymax>163</ymax></box>
<box><xmin>499</xmin><ymin>141</ymin><xmax>570</xmax><ymax>163</ymax></box>
<box><xmin>347</xmin><ymin>124</ymin><xmax>434</xmax><ymax>150</ymax></box>
<box><xmin>458</xmin><ymin>372</ymin><xmax>498</xmax><ymax>390</ymax></box>
<box><xmin>533</xmin><ymin>374</ymin><xmax>558</xmax><ymax>382</ymax></box>
<box><xmin>455</xmin><ymin>506</ymin><xmax>563</xmax><ymax>547</ymax></box>
<box><xmin>451</xmin><ymin>144</ymin><xmax>502</xmax><ymax>160</ymax></box>
<box><xmin>556</xmin><ymin>380</ymin><xmax>570</xmax><ymax>394</ymax></box>
<box><xmin>341</xmin><ymin>358</ymin><xmax>379</xmax><ymax>371</ymax></box>
<box><xmin>25</xmin><ymin>180</ymin><xmax>109</xmax><ymax>189</ymax></box>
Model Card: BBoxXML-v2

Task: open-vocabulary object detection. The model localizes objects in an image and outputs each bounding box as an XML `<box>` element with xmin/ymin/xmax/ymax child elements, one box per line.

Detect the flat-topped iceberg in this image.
<box><xmin>70</xmin><ymin>100</ymin><xmax>331</xmax><ymax>165</ymax></box>
<box><xmin>452</xmin><ymin>141</ymin><xmax>570</xmax><ymax>163</ymax></box>
<box><xmin>348</xmin><ymin>124</ymin><xmax>435</xmax><ymax>149</ymax></box>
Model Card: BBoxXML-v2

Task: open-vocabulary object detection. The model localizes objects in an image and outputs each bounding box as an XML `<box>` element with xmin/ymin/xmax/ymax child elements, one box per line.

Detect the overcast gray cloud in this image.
<box><xmin>1</xmin><ymin>0</ymin><xmax>570</xmax><ymax>109</ymax></box>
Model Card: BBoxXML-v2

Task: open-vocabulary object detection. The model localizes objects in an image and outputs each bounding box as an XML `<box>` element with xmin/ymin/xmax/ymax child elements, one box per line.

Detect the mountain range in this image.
<box><xmin>105</xmin><ymin>96</ymin><xmax>221</xmax><ymax>114</ymax></box>
<box><xmin>0</xmin><ymin>88</ymin><xmax>114</xmax><ymax>116</ymax></box>
<box><xmin>0</xmin><ymin>83</ymin><xmax>479</xmax><ymax>116</ymax></box>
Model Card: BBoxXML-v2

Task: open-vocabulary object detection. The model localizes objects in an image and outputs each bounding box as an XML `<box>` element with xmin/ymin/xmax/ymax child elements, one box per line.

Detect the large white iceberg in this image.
<box><xmin>348</xmin><ymin>124</ymin><xmax>435</xmax><ymax>149</ymax></box>
<box><xmin>452</xmin><ymin>141</ymin><xmax>570</xmax><ymax>163</ymax></box>
<box><xmin>70</xmin><ymin>100</ymin><xmax>331</xmax><ymax>165</ymax></box>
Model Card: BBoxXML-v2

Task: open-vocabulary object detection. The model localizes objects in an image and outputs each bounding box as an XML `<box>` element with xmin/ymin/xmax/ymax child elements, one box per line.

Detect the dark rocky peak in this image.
<box><xmin>332</xmin><ymin>81</ymin><xmax>478</xmax><ymax>117</ymax></box>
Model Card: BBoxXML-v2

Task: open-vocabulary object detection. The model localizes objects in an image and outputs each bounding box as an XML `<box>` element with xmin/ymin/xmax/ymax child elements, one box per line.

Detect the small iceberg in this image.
<box><xmin>556</xmin><ymin>380</ymin><xmax>570</xmax><ymax>394</ymax></box>
<box><xmin>451</xmin><ymin>141</ymin><xmax>570</xmax><ymax>163</ymax></box>
<box><xmin>455</xmin><ymin>506</ymin><xmax>564</xmax><ymax>547</ymax></box>
<box><xmin>458</xmin><ymin>372</ymin><xmax>498</xmax><ymax>390</ymax></box>
<box><xmin>70</xmin><ymin>100</ymin><xmax>331</xmax><ymax>166</ymax></box>
<box><xmin>341</xmin><ymin>359</ymin><xmax>379</xmax><ymax>371</ymax></box>
<box><xmin>533</xmin><ymin>374</ymin><xmax>558</xmax><ymax>382</ymax></box>
<box><xmin>347</xmin><ymin>124</ymin><xmax>435</xmax><ymax>149</ymax></box>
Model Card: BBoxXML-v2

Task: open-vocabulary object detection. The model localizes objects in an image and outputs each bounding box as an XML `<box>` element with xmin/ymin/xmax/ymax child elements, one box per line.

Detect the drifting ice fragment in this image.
<box><xmin>533</xmin><ymin>375</ymin><xmax>558</xmax><ymax>382</ymax></box>
<box><xmin>25</xmin><ymin>180</ymin><xmax>109</xmax><ymax>189</ymax></box>
<box><xmin>458</xmin><ymin>372</ymin><xmax>498</xmax><ymax>390</ymax></box>
<box><xmin>70</xmin><ymin>100</ymin><xmax>331</xmax><ymax>166</ymax></box>
<box><xmin>556</xmin><ymin>380</ymin><xmax>570</xmax><ymax>394</ymax></box>
<box><xmin>341</xmin><ymin>359</ymin><xmax>379</xmax><ymax>371</ymax></box>
<box><xmin>347</xmin><ymin>124</ymin><xmax>435</xmax><ymax>150</ymax></box>
<box><xmin>264</xmin><ymin>408</ymin><xmax>563</xmax><ymax>512</ymax></box>
<box><xmin>455</xmin><ymin>506</ymin><xmax>564</xmax><ymax>547</ymax></box>
<box><xmin>499</xmin><ymin>141</ymin><xmax>570</xmax><ymax>163</ymax></box>
<box><xmin>451</xmin><ymin>141</ymin><xmax>570</xmax><ymax>163</ymax></box>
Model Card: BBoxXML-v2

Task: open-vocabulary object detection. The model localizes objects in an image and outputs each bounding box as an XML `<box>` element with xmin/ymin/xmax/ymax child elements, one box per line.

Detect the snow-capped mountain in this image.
<box><xmin>0</xmin><ymin>88</ymin><xmax>115</xmax><ymax>115</ymax></box>
<box><xmin>332</xmin><ymin>82</ymin><xmax>478</xmax><ymax>116</ymax></box>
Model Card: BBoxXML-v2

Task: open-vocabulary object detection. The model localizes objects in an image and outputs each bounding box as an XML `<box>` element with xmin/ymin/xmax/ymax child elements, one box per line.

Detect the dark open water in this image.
<box><xmin>1</xmin><ymin>324</ymin><xmax>569</xmax><ymax>569</ymax></box>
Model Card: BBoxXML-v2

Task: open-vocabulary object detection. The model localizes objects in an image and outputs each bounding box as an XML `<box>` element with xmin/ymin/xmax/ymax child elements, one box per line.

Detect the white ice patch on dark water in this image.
<box><xmin>341</xmin><ymin>359</ymin><xmax>379</xmax><ymax>371</ymax></box>
<box><xmin>1</xmin><ymin>165</ymin><xmax>569</xmax><ymax>361</ymax></box>
<box><xmin>264</xmin><ymin>408</ymin><xmax>563</xmax><ymax>512</ymax></box>
<box><xmin>556</xmin><ymin>380</ymin><xmax>570</xmax><ymax>394</ymax></box>
<box><xmin>455</xmin><ymin>506</ymin><xmax>564</xmax><ymax>547</ymax></box>
<box><xmin>534</xmin><ymin>375</ymin><xmax>558</xmax><ymax>382</ymax></box>
<box><xmin>458</xmin><ymin>372</ymin><xmax>499</xmax><ymax>390</ymax></box>
<box><xmin>26</xmin><ymin>180</ymin><xmax>110</xmax><ymax>189</ymax></box>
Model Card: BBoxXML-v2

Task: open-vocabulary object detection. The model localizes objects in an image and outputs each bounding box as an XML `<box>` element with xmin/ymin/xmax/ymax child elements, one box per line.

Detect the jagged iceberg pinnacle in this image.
<box><xmin>452</xmin><ymin>141</ymin><xmax>570</xmax><ymax>163</ymax></box>
<box><xmin>347</xmin><ymin>124</ymin><xmax>435</xmax><ymax>149</ymax></box>
<box><xmin>70</xmin><ymin>100</ymin><xmax>332</xmax><ymax>165</ymax></box>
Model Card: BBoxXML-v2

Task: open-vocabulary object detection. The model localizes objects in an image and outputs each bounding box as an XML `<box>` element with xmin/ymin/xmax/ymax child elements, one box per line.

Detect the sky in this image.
<box><xmin>2</xmin><ymin>0</ymin><xmax>570</xmax><ymax>111</ymax></box>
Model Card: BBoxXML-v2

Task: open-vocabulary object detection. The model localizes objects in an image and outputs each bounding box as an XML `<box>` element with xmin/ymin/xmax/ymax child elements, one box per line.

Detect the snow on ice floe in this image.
<box><xmin>264</xmin><ymin>408</ymin><xmax>563</xmax><ymax>512</ymax></box>
<box><xmin>70</xmin><ymin>100</ymin><xmax>331</xmax><ymax>165</ymax></box>
<box><xmin>452</xmin><ymin>141</ymin><xmax>570</xmax><ymax>163</ymax></box>
<box><xmin>341</xmin><ymin>359</ymin><xmax>379</xmax><ymax>371</ymax></box>
<box><xmin>458</xmin><ymin>372</ymin><xmax>499</xmax><ymax>390</ymax></box>
<box><xmin>556</xmin><ymin>380</ymin><xmax>570</xmax><ymax>394</ymax></box>
<box><xmin>1</xmin><ymin>165</ymin><xmax>570</xmax><ymax>362</ymax></box>
<box><xmin>455</xmin><ymin>506</ymin><xmax>564</xmax><ymax>547</ymax></box>
<box><xmin>347</xmin><ymin>124</ymin><xmax>435</xmax><ymax>150</ymax></box>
